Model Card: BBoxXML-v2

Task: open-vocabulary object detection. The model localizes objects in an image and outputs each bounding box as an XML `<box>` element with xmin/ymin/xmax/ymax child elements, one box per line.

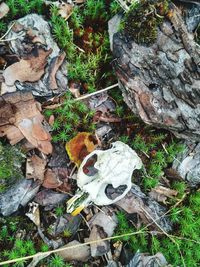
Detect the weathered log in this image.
<box><xmin>109</xmin><ymin>3</ymin><xmax>200</xmax><ymax>140</ymax></box>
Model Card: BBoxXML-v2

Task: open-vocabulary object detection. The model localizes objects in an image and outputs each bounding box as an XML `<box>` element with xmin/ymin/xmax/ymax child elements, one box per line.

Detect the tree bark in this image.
<box><xmin>109</xmin><ymin>4</ymin><xmax>200</xmax><ymax>140</ymax></box>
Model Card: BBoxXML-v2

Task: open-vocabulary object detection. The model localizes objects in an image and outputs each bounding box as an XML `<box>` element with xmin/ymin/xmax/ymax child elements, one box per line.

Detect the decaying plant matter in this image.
<box><xmin>0</xmin><ymin>0</ymin><xmax>200</xmax><ymax>266</ymax></box>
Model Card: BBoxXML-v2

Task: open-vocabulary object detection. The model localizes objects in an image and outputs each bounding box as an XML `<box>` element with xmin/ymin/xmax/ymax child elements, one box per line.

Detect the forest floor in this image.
<box><xmin>0</xmin><ymin>1</ymin><xmax>200</xmax><ymax>267</ymax></box>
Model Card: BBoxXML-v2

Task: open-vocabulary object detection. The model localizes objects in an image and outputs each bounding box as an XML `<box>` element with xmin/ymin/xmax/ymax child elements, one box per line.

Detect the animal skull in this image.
<box><xmin>67</xmin><ymin>141</ymin><xmax>142</xmax><ymax>215</ymax></box>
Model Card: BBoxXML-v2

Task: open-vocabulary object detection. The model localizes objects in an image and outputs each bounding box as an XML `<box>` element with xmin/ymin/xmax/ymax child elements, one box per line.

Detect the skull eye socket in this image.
<box><xmin>105</xmin><ymin>184</ymin><xmax>128</xmax><ymax>200</ymax></box>
<box><xmin>82</xmin><ymin>154</ymin><xmax>98</xmax><ymax>176</ymax></box>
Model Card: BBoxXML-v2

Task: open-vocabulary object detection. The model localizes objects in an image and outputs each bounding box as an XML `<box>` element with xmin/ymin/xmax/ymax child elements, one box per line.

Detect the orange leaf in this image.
<box><xmin>66</xmin><ymin>132</ymin><xmax>97</xmax><ymax>166</ymax></box>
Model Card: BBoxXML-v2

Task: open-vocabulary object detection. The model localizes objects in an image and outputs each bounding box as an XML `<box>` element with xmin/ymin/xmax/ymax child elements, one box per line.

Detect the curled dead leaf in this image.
<box><xmin>43</xmin><ymin>168</ymin><xmax>63</xmax><ymax>189</ymax></box>
<box><xmin>3</xmin><ymin>47</ymin><xmax>52</xmax><ymax>87</ymax></box>
<box><xmin>0</xmin><ymin>91</ymin><xmax>52</xmax><ymax>154</ymax></box>
<box><xmin>58</xmin><ymin>2</ymin><xmax>73</xmax><ymax>20</ymax></box>
<box><xmin>66</xmin><ymin>132</ymin><xmax>97</xmax><ymax>166</ymax></box>
<box><xmin>149</xmin><ymin>185</ymin><xmax>178</xmax><ymax>204</ymax></box>
<box><xmin>26</xmin><ymin>155</ymin><xmax>46</xmax><ymax>182</ymax></box>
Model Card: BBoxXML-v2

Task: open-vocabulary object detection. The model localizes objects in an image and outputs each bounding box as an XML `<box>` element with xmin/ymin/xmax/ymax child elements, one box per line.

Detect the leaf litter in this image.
<box><xmin>0</xmin><ymin>1</ymin><xmax>199</xmax><ymax>267</ymax></box>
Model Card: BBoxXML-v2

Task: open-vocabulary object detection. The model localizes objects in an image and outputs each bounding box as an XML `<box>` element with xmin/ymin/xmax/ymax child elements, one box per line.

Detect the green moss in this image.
<box><xmin>44</xmin><ymin>92</ymin><xmax>96</xmax><ymax>143</ymax></box>
<box><xmin>0</xmin><ymin>142</ymin><xmax>25</xmax><ymax>192</ymax></box>
<box><xmin>124</xmin><ymin>0</ymin><xmax>169</xmax><ymax>45</ymax></box>
<box><xmin>6</xmin><ymin>0</ymin><xmax>44</xmax><ymax>18</ymax></box>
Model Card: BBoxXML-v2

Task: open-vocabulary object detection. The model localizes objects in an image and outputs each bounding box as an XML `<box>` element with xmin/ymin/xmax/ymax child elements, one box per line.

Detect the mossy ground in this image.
<box><xmin>0</xmin><ymin>1</ymin><xmax>199</xmax><ymax>266</ymax></box>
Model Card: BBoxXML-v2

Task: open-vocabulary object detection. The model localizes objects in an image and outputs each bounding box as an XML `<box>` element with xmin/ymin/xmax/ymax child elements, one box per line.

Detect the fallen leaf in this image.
<box><xmin>149</xmin><ymin>185</ymin><xmax>178</xmax><ymax>204</ymax></box>
<box><xmin>56</xmin><ymin>240</ymin><xmax>90</xmax><ymax>262</ymax></box>
<box><xmin>26</xmin><ymin>202</ymin><xmax>40</xmax><ymax>226</ymax></box>
<box><xmin>3</xmin><ymin>47</ymin><xmax>52</xmax><ymax>87</ymax></box>
<box><xmin>86</xmin><ymin>225</ymin><xmax>109</xmax><ymax>257</ymax></box>
<box><xmin>58</xmin><ymin>2</ymin><xmax>73</xmax><ymax>20</ymax></box>
<box><xmin>0</xmin><ymin>91</ymin><xmax>52</xmax><ymax>154</ymax></box>
<box><xmin>48</xmin><ymin>114</ymin><xmax>55</xmax><ymax>126</ymax></box>
<box><xmin>42</xmin><ymin>169</ymin><xmax>63</xmax><ymax>189</ymax></box>
<box><xmin>34</xmin><ymin>189</ymin><xmax>68</xmax><ymax>210</ymax></box>
<box><xmin>18</xmin><ymin>118</ymin><xmax>52</xmax><ymax>154</ymax></box>
<box><xmin>0</xmin><ymin>2</ymin><xmax>9</xmax><ymax>19</ymax></box>
<box><xmin>69</xmin><ymin>81</ymin><xmax>81</xmax><ymax>98</ymax></box>
<box><xmin>26</xmin><ymin>155</ymin><xmax>46</xmax><ymax>182</ymax></box>
<box><xmin>48</xmin><ymin>52</ymin><xmax>66</xmax><ymax>90</ymax></box>
<box><xmin>66</xmin><ymin>132</ymin><xmax>97</xmax><ymax>166</ymax></box>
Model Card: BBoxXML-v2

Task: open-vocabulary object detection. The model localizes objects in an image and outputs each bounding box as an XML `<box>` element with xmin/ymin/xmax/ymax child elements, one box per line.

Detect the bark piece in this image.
<box><xmin>0</xmin><ymin>179</ymin><xmax>40</xmax><ymax>216</ymax></box>
<box><xmin>26</xmin><ymin>155</ymin><xmax>46</xmax><ymax>182</ymax></box>
<box><xmin>116</xmin><ymin>184</ymin><xmax>172</xmax><ymax>232</ymax></box>
<box><xmin>0</xmin><ymin>91</ymin><xmax>52</xmax><ymax>154</ymax></box>
<box><xmin>109</xmin><ymin>4</ymin><xmax>200</xmax><ymax>140</ymax></box>
<box><xmin>34</xmin><ymin>189</ymin><xmax>68</xmax><ymax>210</ymax></box>
<box><xmin>172</xmin><ymin>141</ymin><xmax>200</xmax><ymax>186</ymax></box>
<box><xmin>56</xmin><ymin>240</ymin><xmax>91</xmax><ymax>262</ymax></box>
<box><xmin>126</xmin><ymin>251</ymin><xmax>168</xmax><ymax>267</ymax></box>
<box><xmin>51</xmin><ymin>213</ymin><xmax>82</xmax><ymax>237</ymax></box>
<box><xmin>3</xmin><ymin>47</ymin><xmax>52</xmax><ymax>87</ymax></box>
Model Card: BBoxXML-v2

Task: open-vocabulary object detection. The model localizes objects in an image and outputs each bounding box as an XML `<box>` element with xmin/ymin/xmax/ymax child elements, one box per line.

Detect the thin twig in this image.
<box><xmin>43</xmin><ymin>83</ymin><xmax>119</xmax><ymax>109</ymax></box>
<box><xmin>0</xmin><ymin>22</ymin><xmax>16</xmax><ymax>41</ymax></box>
<box><xmin>0</xmin><ymin>230</ymin><xmax>144</xmax><ymax>266</ymax></box>
<box><xmin>75</xmin><ymin>83</ymin><xmax>119</xmax><ymax>101</ymax></box>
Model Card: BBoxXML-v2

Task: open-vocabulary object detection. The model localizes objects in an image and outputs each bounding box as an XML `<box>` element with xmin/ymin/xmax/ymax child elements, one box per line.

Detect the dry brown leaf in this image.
<box><xmin>43</xmin><ymin>169</ymin><xmax>63</xmax><ymax>189</ymax></box>
<box><xmin>58</xmin><ymin>2</ymin><xmax>73</xmax><ymax>20</ymax></box>
<box><xmin>26</xmin><ymin>155</ymin><xmax>46</xmax><ymax>182</ymax></box>
<box><xmin>48</xmin><ymin>52</ymin><xmax>66</xmax><ymax>90</ymax></box>
<box><xmin>48</xmin><ymin>114</ymin><xmax>55</xmax><ymax>126</ymax></box>
<box><xmin>0</xmin><ymin>2</ymin><xmax>9</xmax><ymax>19</ymax></box>
<box><xmin>149</xmin><ymin>185</ymin><xmax>178</xmax><ymax>204</ymax></box>
<box><xmin>0</xmin><ymin>91</ymin><xmax>52</xmax><ymax>154</ymax></box>
<box><xmin>3</xmin><ymin>47</ymin><xmax>52</xmax><ymax>86</ymax></box>
<box><xmin>0</xmin><ymin>125</ymin><xmax>24</xmax><ymax>144</ymax></box>
<box><xmin>66</xmin><ymin>132</ymin><xmax>97</xmax><ymax>166</ymax></box>
<box><xmin>69</xmin><ymin>81</ymin><xmax>81</xmax><ymax>98</ymax></box>
<box><xmin>32</xmin><ymin>116</ymin><xmax>51</xmax><ymax>141</ymax></box>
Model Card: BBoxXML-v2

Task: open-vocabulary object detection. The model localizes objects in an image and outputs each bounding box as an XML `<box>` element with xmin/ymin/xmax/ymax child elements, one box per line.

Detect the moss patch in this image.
<box><xmin>124</xmin><ymin>0</ymin><xmax>169</xmax><ymax>45</ymax></box>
